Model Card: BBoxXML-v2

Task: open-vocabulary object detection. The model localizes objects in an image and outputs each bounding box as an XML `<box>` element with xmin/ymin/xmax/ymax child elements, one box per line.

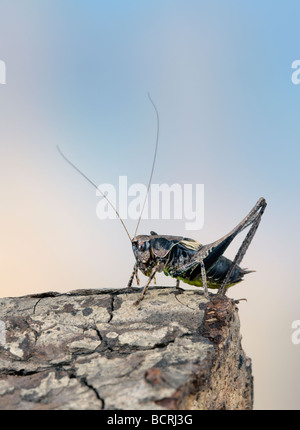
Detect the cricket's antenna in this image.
<box><xmin>134</xmin><ymin>93</ymin><xmax>160</xmax><ymax>238</ymax></box>
<box><xmin>57</xmin><ymin>145</ymin><xmax>132</xmax><ymax>242</ymax></box>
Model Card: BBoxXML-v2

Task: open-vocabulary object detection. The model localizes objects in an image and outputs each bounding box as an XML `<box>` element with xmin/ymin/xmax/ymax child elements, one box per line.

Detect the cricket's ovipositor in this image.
<box><xmin>57</xmin><ymin>95</ymin><xmax>267</xmax><ymax>305</ymax></box>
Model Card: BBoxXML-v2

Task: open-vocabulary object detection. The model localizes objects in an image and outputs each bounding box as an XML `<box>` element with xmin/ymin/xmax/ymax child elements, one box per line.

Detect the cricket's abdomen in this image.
<box><xmin>207</xmin><ymin>256</ymin><xmax>251</xmax><ymax>289</ymax></box>
<box><xmin>165</xmin><ymin>247</ymin><xmax>251</xmax><ymax>289</ymax></box>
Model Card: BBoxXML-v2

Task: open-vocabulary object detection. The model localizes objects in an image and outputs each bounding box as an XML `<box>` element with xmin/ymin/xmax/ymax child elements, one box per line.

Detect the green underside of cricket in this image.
<box><xmin>164</xmin><ymin>270</ymin><xmax>239</xmax><ymax>289</ymax></box>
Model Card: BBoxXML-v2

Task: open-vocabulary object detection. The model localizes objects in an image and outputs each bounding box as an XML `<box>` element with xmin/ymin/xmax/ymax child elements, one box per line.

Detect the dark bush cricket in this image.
<box><xmin>57</xmin><ymin>95</ymin><xmax>267</xmax><ymax>305</ymax></box>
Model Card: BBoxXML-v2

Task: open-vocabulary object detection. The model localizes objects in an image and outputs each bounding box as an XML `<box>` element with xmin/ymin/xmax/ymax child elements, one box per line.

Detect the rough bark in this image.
<box><xmin>0</xmin><ymin>287</ymin><xmax>253</xmax><ymax>410</ymax></box>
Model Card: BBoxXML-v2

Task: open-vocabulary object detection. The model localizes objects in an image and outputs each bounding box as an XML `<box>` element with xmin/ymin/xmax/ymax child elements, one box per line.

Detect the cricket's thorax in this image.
<box><xmin>131</xmin><ymin>234</ymin><xmax>202</xmax><ymax>277</ymax></box>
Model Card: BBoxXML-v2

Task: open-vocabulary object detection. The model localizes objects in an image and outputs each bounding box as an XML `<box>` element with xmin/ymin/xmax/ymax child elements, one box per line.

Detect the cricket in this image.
<box><xmin>57</xmin><ymin>95</ymin><xmax>267</xmax><ymax>306</ymax></box>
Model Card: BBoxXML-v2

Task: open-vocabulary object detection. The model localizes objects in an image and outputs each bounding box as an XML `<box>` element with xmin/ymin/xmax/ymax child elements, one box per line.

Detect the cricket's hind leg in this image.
<box><xmin>217</xmin><ymin>197</ymin><xmax>267</xmax><ymax>296</ymax></box>
<box><xmin>200</xmin><ymin>261</ymin><xmax>209</xmax><ymax>297</ymax></box>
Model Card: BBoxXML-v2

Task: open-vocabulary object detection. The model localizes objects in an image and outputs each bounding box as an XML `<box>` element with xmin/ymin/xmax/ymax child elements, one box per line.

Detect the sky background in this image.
<box><xmin>1</xmin><ymin>0</ymin><xmax>300</xmax><ymax>409</ymax></box>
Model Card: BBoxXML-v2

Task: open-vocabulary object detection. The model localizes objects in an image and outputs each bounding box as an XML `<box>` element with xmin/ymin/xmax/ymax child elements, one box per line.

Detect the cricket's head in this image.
<box><xmin>131</xmin><ymin>233</ymin><xmax>163</xmax><ymax>277</ymax></box>
<box><xmin>131</xmin><ymin>235</ymin><xmax>152</xmax><ymax>264</ymax></box>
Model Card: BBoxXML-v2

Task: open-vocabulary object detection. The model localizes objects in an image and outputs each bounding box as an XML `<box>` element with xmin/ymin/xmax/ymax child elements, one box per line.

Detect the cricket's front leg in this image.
<box><xmin>134</xmin><ymin>265</ymin><xmax>159</xmax><ymax>306</ymax></box>
<box><xmin>127</xmin><ymin>264</ymin><xmax>140</xmax><ymax>288</ymax></box>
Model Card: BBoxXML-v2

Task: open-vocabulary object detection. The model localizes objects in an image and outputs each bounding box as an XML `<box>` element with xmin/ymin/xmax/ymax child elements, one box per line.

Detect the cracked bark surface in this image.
<box><xmin>0</xmin><ymin>287</ymin><xmax>253</xmax><ymax>410</ymax></box>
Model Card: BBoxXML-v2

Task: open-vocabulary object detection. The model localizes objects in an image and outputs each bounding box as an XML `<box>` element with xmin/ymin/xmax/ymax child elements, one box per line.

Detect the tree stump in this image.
<box><xmin>0</xmin><ymin>287</ymin><xmax>253</xmax><ymax>410</ymax></box>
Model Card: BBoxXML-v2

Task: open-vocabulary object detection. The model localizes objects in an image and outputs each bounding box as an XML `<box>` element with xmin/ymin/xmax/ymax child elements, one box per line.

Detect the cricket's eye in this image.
<box><xmin>138</xmin><ymin>241</ymin><xmax>149</xmax><ymax>252</ymax></box>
